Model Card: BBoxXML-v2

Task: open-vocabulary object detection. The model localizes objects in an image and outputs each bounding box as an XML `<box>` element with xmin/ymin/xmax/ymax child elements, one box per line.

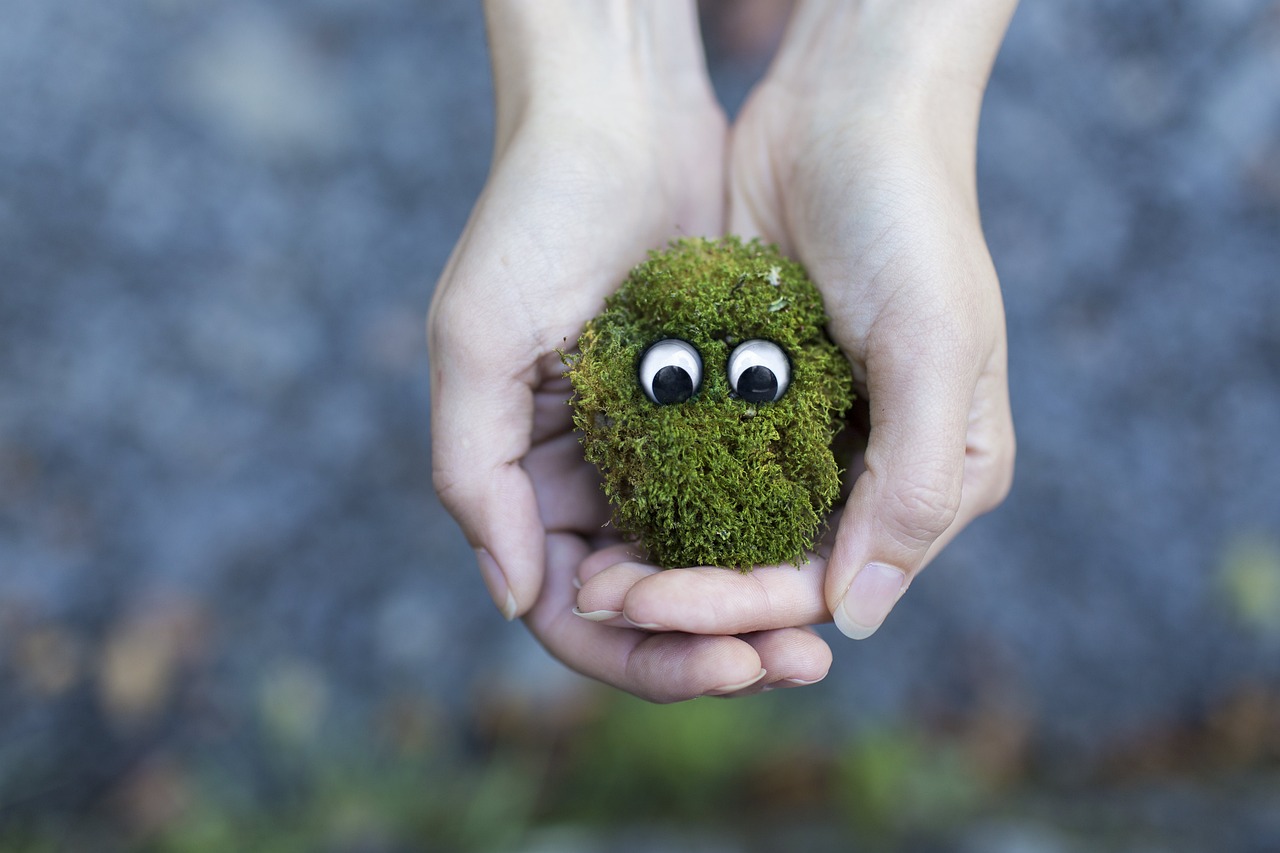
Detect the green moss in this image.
<box><xmin>566</xmin><ymin>237</ymin><xmax>855</xmax><ymax>569</ymax></box>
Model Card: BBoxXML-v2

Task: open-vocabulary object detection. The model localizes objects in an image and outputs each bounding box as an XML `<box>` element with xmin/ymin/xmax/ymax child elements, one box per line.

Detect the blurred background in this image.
<box><xmin>2</xmin><ymin>0</ymin><xmax>1279</xmax><ymax>850</ymax></box>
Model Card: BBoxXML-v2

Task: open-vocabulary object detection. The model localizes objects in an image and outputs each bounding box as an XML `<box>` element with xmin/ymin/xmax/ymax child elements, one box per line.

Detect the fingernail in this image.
<box><xmin>572</xmin><ymin>607</ymin><xmax>621</xmax><ymax>622</ymax></box>
<box><xmin>706</xmin><ymin>668</ymin><xmax>768</xmax><ymax>696</ymax></box>
<box><xmin>834</xmin><ymin>562</ymin><xmax>906</xmax><ymax>639</ymax></box>
<box><xmin>476</xmin><ymin>549</ymin><xmax>517</xmax><ymax>621</ymax></box>
<box><xmin>623</xmin><ymin>615</ymin><xmax>665</xmax><ymax>631</ymax></box>
<box><xmin>780</xmin><ymin>676</ymin><xmax>826</xmax><ymax>687</ymax></box>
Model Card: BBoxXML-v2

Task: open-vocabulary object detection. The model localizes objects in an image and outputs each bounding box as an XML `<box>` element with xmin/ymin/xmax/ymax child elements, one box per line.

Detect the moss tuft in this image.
<box><xmin>566</xmin><ymin>237</ymin><xmax>855</xmax><ymax>569</ymax></box>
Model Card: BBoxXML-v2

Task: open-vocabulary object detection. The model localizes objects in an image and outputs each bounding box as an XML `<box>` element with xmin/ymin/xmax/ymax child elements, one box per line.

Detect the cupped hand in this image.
<box><xmin>576</xmin><ymin>4</ymin><xmax>1017</xmax><ymax>644</ymax></box>
<box><xmin>724</xmin><ymin>37</ymin><xmax>1017</xmax><ymax>638</ymax></box>
<box><xmin>437</xmin><ymin>1</ymin><xmax>1019</xmax><ymax>699</ymax></box>
<box><xmin>429</xmin><ymin>2</ymin><xmax>837</xmax><ymax>700</ymax></box>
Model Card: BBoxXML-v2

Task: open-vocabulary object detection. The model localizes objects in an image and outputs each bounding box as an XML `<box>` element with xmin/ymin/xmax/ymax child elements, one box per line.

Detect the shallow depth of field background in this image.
<box><xmin>3</xmin><ymin>1</ymin><xmax>1280</xmax><ymax>851</ymax></box>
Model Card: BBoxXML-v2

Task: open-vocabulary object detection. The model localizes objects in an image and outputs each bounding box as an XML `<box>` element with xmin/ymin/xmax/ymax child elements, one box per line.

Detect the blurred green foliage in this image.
<box><xmin>544</xmin><ymin>691</ymin><xmax>996</xmax><ymax>836</ymax></box>
<box><xmin>5</xmin><ymin>673</ymin><xmax>1280</xmax><ymax>852</ymax></box>
<box><xmin>1218</xmin><ymin>533</ymin><xmax>1280</xmax><ymax>634</ymax></box>
<box><xmin>836</xmin><ymin>728</ymin><xmax>989</xmax><ymax>835</ymax></box>
<box><xmin>548</xmin><ymin>689</ymin><xmax>803</xmax><ymax>822</ymax></box>
<box><xmin>141</xmin><ymin>749</ymin><xmax>543</xmax><ymax>853</ymax></box>
<box><xmin>0</xmin><ymin>685</ymin><xmax>1003</xmax><ymax>852</ymax></box>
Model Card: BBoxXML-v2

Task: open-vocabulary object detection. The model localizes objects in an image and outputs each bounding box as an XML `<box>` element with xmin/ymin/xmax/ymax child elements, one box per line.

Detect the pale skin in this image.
<box><xmin>428</xmin><ymin>0</ymin><xmax>1018</xmax><ymax>701</ymax></box>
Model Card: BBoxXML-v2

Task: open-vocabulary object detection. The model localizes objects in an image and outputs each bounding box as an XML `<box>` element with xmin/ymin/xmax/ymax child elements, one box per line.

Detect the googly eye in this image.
<box><xmin>727</xmin><ymin>340</ymin><xmax>790</xmax><ymax>403</ymax></box>
<box><xmin>639</xmin><ymin>339</ymin><xmax>702</xmax><ymax>405</ymax></box>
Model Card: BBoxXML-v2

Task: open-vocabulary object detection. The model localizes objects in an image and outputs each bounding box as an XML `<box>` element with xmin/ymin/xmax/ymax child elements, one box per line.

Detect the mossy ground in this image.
<box><xmin>566</xmin><ymin>237</ymin><xmax>855</xmax><ymax>569</ymax></box>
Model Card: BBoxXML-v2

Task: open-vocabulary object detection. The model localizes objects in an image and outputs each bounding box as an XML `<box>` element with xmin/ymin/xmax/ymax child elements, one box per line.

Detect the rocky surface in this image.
<box><xmin>2</xmin><ymin>0</ymin><xmax>1279</xmax><ymax>848</ymax></box>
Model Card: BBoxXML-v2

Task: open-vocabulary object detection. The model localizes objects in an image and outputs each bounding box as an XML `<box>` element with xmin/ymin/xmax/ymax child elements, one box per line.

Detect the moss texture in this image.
<box><xmin>566</xmin><ymin>237</ymin><xmax>855</xmax><ymax>569</ymax></box>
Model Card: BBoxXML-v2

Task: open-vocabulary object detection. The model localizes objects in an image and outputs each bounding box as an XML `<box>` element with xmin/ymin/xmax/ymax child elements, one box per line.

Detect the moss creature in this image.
<box><xmin>566</xmin><ymin>237</ymin><xmax>855</xmax><ymax>569</ymax></box>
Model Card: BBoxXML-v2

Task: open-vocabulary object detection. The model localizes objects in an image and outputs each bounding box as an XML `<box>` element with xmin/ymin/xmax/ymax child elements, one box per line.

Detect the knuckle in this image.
<box><xmin>431</xmin><ymin>461</ymin><xmax>476</xmax><ymax>522</ymax></box>
<box><xmin>987</xmin><ymin>448</ymin><xmax>1016</xmax><ymax>508</ymax></box>
<box><xmin>883</xmin><ymin>468</ymin><xmax>962</xmax><ymax>548</ymax></box>
<box><xmin>428</xmin><ymin>280</ymin><xmax>498</xmax><ymax>359</ymax></box>
<box><xmin>425</xmin><ymin>285</ymin><xmax>453</xmax><ymax>348</ymax></box>
<box><xmin>623</xmin><ymin>660</ymin><xmax>681</xmax><ymax>705</ymax></box>
<box><xmin>427</xmin><ymin>297</ymin><xmax>468</xmax><ymax>355</ymax></box>
<box><xmin>971</xmin><ymin>432</ymin><xmax>1017</xmax><ymax>515</ymax></box>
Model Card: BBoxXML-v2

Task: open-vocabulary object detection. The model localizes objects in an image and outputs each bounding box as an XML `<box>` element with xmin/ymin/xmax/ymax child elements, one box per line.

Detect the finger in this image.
<box><xmin>529</xmin><ymin>534</ymin><xmax>768</xmax><ymax>703</ymax></box>
<box><xmin>626</xmin><ymin>634</ymin><xmax>768</xmax><ymax>700</ymax></box>
<box><xmin>531</xmin><ymin>362</ymin><xmax>574</xmax><ymax>445</ymax></box>
<box><xmin>587</xmin><ymin>560</ymin><xmax>831</xmax><ymax>634</ymax></box>
<box><xmin>574</xmin><ymin>562</ymin><xmax>835</xmax><ymax>692</ymax></box>
<box><xmin>733</xmin><ymin>628</ymin><xmax>832</xmax><ymax>695</ymax></box>
<box><xmin>577</xmin><ymin>542</ymin><xmax>649</xmax><ymax>585</ymax></box>
<box><xmin>429</xmin><ymin>292</ymin><xmax>545</xmax><ymax>620</ymax></box>
<box><xmin>825</xmin><ymin>320</ymin><xmax>980</xmax><ymax>640</ymax></box>
<box><xmin>814</xmin><ymin>506</ymin><xmax>845</xmax><ymax>560</ymax></box>
<box><xmin>919</xmin><ymin>360</ymin><xmax>1016</xmax><ymax>566</ymax></box>
<box><xmin>523</xmin><ymin>431</ymin><xmax>611</xmax><ymax>534</ymax></box>
<box><xmin>575</xmin><ymin>561</ymin><xmax>658</xmax><ymax>625</ymax></box>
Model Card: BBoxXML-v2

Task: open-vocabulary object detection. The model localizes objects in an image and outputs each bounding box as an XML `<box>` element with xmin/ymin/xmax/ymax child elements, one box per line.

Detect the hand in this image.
<box><xmin>574</xmin><ymin>0</ymin><xmax>1018</xmax><ymax>642</ymax></box>
<box><xmin>429</xmin><ymin>1</ymin><xmax>832</xmax><ymax>700</ymax></box>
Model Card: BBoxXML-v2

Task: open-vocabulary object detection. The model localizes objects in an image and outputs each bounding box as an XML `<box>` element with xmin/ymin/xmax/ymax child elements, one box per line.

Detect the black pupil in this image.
<box><xmin>652</xmin><ymin>365</ymin><xmax>694</xmax><ymax>404</ymax></box>
<box><xmin>737</xmin><ymin>365</ymin><xmax>778</xmax><ymax>403</ymax></box>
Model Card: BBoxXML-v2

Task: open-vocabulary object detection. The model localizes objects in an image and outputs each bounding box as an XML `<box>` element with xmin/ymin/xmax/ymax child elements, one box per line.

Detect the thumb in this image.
<box><xmin>825</xmin><ymin>330</ymin><xmax>977</xmax><ymax>639</ymax></box>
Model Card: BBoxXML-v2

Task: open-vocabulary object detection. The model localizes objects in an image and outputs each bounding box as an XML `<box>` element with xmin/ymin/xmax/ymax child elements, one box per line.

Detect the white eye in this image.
<box><xmin>727</xmin><ymin>340</ymin><xmax>790</xmax><ymax>403</ymax></box>
<box><xmin>639</xmin><ymin>339</ymin><xmax>702</xmax><ymax>404</ymax></box>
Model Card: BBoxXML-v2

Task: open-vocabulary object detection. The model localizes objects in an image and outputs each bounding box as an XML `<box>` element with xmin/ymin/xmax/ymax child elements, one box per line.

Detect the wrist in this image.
<box><xmin>766</xmin><ymin>0</ymin><xmax>1019</xmax><ymax>125</ymax></box>
<box><xmin>483</xmin><ymin>0</ymin><xmax>716</xmax><ymax>147</ymax></box>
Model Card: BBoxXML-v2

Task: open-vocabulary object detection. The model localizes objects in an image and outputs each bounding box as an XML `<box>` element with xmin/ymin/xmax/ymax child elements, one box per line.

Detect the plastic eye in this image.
<box><xmin>639</xmin><ymin>339</ymin><xmax>702</xmax><ymax>404</ymax></box>
<box><xmin>727</xmin><ymin>340</ymin><xmax>790</xmax><ymax>403</ymax></box>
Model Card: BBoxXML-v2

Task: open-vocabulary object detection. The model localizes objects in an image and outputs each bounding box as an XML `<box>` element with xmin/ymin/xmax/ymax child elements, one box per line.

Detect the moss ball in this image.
<box><xmin>566</xmin><ymin>237</ymin><xmax>855</xmax><ymax>569</ymax></box>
